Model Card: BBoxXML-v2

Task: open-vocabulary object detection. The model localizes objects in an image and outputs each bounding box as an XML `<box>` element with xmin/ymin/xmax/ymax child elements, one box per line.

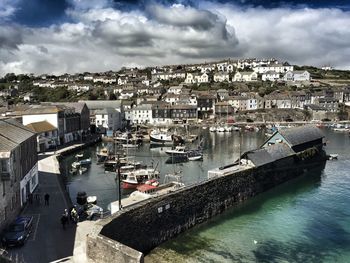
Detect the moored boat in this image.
<box><xmin>165</xmin><ymin>146</ymin><xmax>188</xmax><ymax>156</ymax></box>
<box><xmin>121</xmin><ymin>168</ymin><xmax>160</xmax><ymax>189</ymax></box>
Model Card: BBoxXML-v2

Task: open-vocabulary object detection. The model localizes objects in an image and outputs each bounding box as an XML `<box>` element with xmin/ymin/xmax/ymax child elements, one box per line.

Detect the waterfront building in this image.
<box><xmin>79</xmin><ymin>100</ymin><xmax>123</xmax><ymax>132</ymax></box>
<box><xmin>196</xmin><ymin>92</ymin><xmax>216</xmax><ymax>119</ymax></box>
<box><xmin>170</xmin><ymin>104</ymin><xmax>198</xmax><ymax>124</ymax></box>
<box><xmin>25</xmin><ymin>121</ymin><xmax>58</xmax><ymax>152</ymax></box>
<box><xmin>130</xmin><ymin>104</ymin><xmax>153</xmax><ymax>125</ymax></box>
<box><xmin>152</xmin><ymin>102</ymin><xmax>172</xmax><ymax>125</ymax></box>
<box><xmin>0</xmin><ymin>119</ymin><xmax>38</xmax><ymax>231</ymax></box>
<box><xmin>261</xmin><ymin>125</ymin><xmax>324</xmax><ymax>152</ymax></box>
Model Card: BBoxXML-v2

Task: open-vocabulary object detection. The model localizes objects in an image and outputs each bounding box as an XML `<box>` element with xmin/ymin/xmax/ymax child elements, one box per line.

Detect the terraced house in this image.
<box><xmin>0</xmin><ymin>119</ymin><xmax>38</xmax><ymax>231</ymax></box>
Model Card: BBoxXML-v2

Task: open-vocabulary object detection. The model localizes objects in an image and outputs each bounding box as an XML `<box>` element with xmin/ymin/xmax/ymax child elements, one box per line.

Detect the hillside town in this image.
<box><xmin>0</xmin><ymin>58</ymin><xmax>349</xmax><ymax>255</ymax></box>
<box><xmin>0</xmin><ymin>58</ymin><xmax>349</xmax><ymax>135</ymax></box>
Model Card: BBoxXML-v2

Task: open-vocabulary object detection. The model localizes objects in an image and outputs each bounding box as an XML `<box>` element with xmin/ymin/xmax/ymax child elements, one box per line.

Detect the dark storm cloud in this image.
<box><xmin>0</xmin><ymin>1</ymin><xmax>350</xmax><ymax>75</ymax></box>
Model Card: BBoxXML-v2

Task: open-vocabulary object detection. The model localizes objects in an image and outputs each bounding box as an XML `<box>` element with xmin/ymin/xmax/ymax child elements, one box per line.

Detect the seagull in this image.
<box><xmin>254</xmin><ymin>240</ymin><xmax>258</xmax><ymax>244</ymax></box>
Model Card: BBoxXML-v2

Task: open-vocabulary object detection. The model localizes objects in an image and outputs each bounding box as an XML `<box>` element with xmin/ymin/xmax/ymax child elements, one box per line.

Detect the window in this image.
<box><xmin>1</xmin><ymin>159</ymin><xmax>8</xmax><ymax>173</ymax></box>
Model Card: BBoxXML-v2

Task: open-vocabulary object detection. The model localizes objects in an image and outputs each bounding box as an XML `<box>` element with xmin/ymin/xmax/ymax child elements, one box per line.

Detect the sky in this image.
<box><xmin>0</xmin><ymin>0</ymin><xmax>350</xmax><ymax>76</ymax></box>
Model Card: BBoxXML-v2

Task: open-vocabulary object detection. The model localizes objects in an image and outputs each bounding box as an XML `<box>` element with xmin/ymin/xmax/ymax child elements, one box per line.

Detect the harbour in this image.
<box><xmin>57</xmin><ymin>125</ymin><xmax>350</xmax><ymax>262</ymax></box>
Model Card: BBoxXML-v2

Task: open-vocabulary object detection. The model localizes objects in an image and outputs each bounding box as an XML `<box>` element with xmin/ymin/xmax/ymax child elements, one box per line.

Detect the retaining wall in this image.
<box><xmin>87</xmin><ymin>152</ymin><xmax>327</xmax><ymax>262</ymax></box>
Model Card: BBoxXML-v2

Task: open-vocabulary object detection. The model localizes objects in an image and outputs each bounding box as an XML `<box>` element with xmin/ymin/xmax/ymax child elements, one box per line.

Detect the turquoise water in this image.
<box><xmin>146</xmin><ymin>129</ymin><xmax>350</xmax><ymax>262</ymax></box>
<box><xmin>62</xmin><ymin>128</ymin><xmax>350</xmax><ymax>262</ymax></box>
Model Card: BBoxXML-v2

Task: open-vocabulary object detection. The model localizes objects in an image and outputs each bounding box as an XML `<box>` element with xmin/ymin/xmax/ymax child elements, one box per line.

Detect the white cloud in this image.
<box><xmin>0</xmin><ymin>2</ymin><xmax>349</xmax><ymax>75</ymax></box>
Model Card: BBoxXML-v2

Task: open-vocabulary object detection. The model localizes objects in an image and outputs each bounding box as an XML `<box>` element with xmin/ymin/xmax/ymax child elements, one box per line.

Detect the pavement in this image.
<box><xmin>7</xmin><ymin>142</ymin><xmax>98</xmax><ymax>263</ymax></box>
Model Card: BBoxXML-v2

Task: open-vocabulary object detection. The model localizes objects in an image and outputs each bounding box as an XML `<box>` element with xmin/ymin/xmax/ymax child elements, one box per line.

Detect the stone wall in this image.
<box><xmin>87</xmin><ymin>234</ymin><xmax>143</xmax><ymax>263</ymax></box>
<box><xmin>87</xmin><ymin>152</ymin><xmax>327</xmax><ymax>262</ymax></box>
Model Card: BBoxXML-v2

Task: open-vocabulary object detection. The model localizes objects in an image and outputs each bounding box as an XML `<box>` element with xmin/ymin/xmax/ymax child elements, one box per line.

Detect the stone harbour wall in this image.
<box><xmin>87</xmin><ymin>153</ymin><xmax>327</xmax><ymax>262</ymax></box>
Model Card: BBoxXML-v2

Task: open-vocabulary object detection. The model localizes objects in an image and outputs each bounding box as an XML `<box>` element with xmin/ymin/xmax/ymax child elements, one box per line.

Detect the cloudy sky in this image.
<box><xmin>0</xmin><ymin>0</ymin><xmax>349</xmax><ymax>75</ymax></box>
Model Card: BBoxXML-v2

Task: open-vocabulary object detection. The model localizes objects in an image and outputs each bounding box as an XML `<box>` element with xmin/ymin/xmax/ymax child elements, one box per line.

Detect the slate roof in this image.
<box><xmin>22</xmin><ymin>105</ymin><xmax>63</xmax><ymax>115</ymax></box>
<box><xmin>94</xmin><ymin>108</ymin><xmax>117</xmax><ymax>115</ymax></box>
<box><xmin>245</xmin><ymin>143</ymin><xmax>295</xmax><ymax>167</ymax></box>
<box><xmin>25</xmin><ymin>121</ymin><xmax>57</xmax><ymax>133</ymax></box>
<box><xmin>79</xmin><ymin>100</ymin><xmax>122</xmax><ymax>110</ymax></box>
<box><xmin>0</xmin><ymin>119</ymin><xmax>35</xmax><ymax>152</ymax></box>
<box><xmin>279</xmin><ymin>125</ymin><xmax>324</xmax><ymax>147</ymax></box>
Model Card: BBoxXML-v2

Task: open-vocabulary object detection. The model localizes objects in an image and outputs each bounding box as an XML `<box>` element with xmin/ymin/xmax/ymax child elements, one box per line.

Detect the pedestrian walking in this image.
<box><xmin>60</xmin><ymin>214</ymin><xmax>68</xmax><ymax>230</ymax></box>
<box><xmin>64</xmin><ymin>209</ymin><xmax>69</xmax><ymax>225</ymax></box>
<box><xmin>44</xmin><ymin>193</ymin><xmax>50</xmax><ymax>206</ymax></box>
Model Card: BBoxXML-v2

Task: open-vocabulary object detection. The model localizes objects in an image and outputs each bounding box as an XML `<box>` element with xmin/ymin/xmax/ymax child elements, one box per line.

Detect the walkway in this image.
<box><xmin>8</xmin><ymin>141</ymin><xmax>99</xmax><ymax>263</ymax></box>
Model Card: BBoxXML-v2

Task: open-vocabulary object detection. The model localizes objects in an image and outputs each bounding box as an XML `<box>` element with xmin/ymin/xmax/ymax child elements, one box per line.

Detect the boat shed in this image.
<box><xmin>242</xmin><ymin>143</ymin><xmax>295</xmax><ymax>167</ymax></box>
<box><xmin>261</xmin><ymin>125</ymin><xmax>324</xmax><ymax>153</ymax></box>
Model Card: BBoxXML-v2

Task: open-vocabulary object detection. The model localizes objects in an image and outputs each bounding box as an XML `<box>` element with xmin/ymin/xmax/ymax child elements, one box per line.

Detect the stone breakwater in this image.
<box><xmin>87</xmin><ymin>150</ymin><xmax>327</xmax><ymax>263</ymax></box>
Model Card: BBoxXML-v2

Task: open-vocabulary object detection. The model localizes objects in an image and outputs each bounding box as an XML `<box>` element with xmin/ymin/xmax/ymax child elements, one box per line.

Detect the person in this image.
<box><xmin>44</xmin><ymin>193</ymin><xmax>50</xmax><ymax>206</ymax></box>
<box><xmin>64</xmin><ymin>209</ymin><xmax>69</xmax><ymax>225</ymax></box>
<box><xmin>60</xmin><ymin>213</ymin><xmax>68</xmax><ymax>229</ymax></box>
<box><xmin>70</xmin><ymin>206</ymin><xmax>79</xmax><ymax>223</ymax></box>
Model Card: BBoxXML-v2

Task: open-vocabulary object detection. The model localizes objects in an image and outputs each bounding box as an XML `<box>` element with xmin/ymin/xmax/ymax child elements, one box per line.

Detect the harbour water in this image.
<box><xmin>61</xmin><ymin>128</ymin><xmax>350</xmax><ymax>262</ymax></box>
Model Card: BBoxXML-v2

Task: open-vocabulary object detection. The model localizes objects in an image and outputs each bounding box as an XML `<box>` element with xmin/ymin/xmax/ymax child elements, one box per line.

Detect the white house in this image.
<box><xmin>283</xmin><ymin>70</ymin><xmax>310</xmax><ymax>82</ymax></box>
<box><xmin>185</xmin><ymin>73</ymin><xmax>209</xmax><ymax>84</ymax></box>
<box><xmin>253</xmin><ymin>63</ymin><xmax>294</xmax><ymax>74</ymax></box>
<box><xmin>213</xmin><ymin>72</ymin><xmax>230</xmax><ymax>82</ymax></box>
<box><xmin>131</xmin><ymin>104</ymin><xmax>153</xmax><ymax>124</ymax></box>
<box><xmin>25</xmin><ymin>121</ymin><xmax>58</xmax><ymax>152</ymax></box>
<box><xmin>262</xmin><ymin>71</ymin><xmax>280</xmax><ymax>81</ymax></box>
<box><xmin>168</xmin><ymin>86</ymin><xmax>183</xmax><ymax>95</ymax></box>
<box><xmin>93</xmin><ymin>76</ymin><xmax>117</xmax><ymax>84</ymax></box>
<box><xmin>233</xmin><ymin>71</ymin><xmax>258</xmax><ymax>82</ymax></box>
<box><xmin>95</xmin><ymin>108</ymin><xmax>120</xmax><ymax>132</ymax></box>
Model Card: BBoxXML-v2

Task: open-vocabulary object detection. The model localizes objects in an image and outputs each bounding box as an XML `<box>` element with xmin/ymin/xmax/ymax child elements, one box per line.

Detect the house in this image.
<box><xmin>168</xmin><ymin>86</ymin><xmax>183</xmax><ymax>95</ymax></box>
<box><xmin>262</xmin><ymin>71</ymin><xmax>280</xmax><ymax>81</ymax></box>
<box><xmin>95</xmin><ymin>108</ymin><xmax>119</xmax><ymax>133</ymax></box>
<box><xmin>53</xmin><ymin>102</ymin><xmax>90</xmax><ymax>139</ymax></box>
<box><xmin>217</xmin><ymin>89</ymin><xmax>229</xmax><ymax>101</ymax></box>
<box><xmin>152</xmin><ymin>102</ymin><xmax>172</xmax><ymax>125</ymax></box>
<box><xmin>118</xmin><ymin>76</ymin><xmax>128</xmax><ymax>85</ymax></box>
<box><xmin>316</xmin><ymin>98</ymin><xmax>339</xmax><ymax>112</ymax></box>
<box><xmin>25</xmin><ymin>121</ymin><xmax>58</xmax><ymax>152</ymax></box>
<box><xmin>93</xmin><ymin>76</ymin><xmax>117</xmax><ymax>84</ymax></box>
<box><xmin>213</xmin><ymin>72</ymin><xmax>230</xmax><ymax>82</ymax></box>
<box><xmin>67</xmin><ymin>84</ymin><xmax>91</xmax><ymax>93</ymax></box>
<box><xmin>265</xmin><ymin>92</ymin><xmax>292</xmax><ymax>109</ymax></box>
<box><xmin>185</xmin><ymin>73</ymin><xmax>209</xmax><ymax>84</ymax></box>
<box><xmin>253</xmin><ymin>63</ymin><xmax>294</xmax><ymax>74</ymax></box>
<box><xmin>233</xmin><ymin>71</ymin><xmax>258</xmax><ymax>82</ymax></box>
<box><xmin>79</xmin><ymin>100</ymin><xmax>123</xmax><ymax>131</ymax></box>
<box><xmin>164</xmin><ymin>93</ymin><xmax>180</xmax><ymax>105</ymax></box>
<box><xmin>196</xmin><ymin>92</ymin><xmax>216</xmax><ymax>119</ymax></box>
<box><xmin>214</xmin><ymin>101</ymin><xmax>234</xmax><ymax>116</ymax></box>
<box><xmin>283</xmin><ymin>71</ymin><xmax>310</xmax><ymax>82</ymax></box>
<box><xmin>170</xmin><ymin>104</ymin><xmax>198</xmax><ymax>124</ymax></box>
<box><xmin>0</xmin><ymin>118</ymin><xmax>38</xmax><ymax>231</ymax></box>
<box><xmin>304</xmin><ymin>104</ymin><xmax>329</xmax><ymax>121</ymax></box>
<box><xmin>131</xmin><ymin>104</ymin><xmax>153</xmax><ymax>125</ymax></box>
<box><xmin>227</xmin><ymin>96</ymin><xmax>248</xmax><ymax>111</ymax></box>
<box><xmin>289</xmin><ymin>91</ymin><xmax>310</xmax><ymax>109</ymax></box>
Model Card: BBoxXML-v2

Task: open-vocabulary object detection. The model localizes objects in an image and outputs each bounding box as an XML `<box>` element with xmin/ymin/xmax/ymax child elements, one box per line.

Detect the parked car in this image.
<box><xmin>1</xmin><ymin>216</ymin><xmax>33</xmax><ymax>247</ymax></box>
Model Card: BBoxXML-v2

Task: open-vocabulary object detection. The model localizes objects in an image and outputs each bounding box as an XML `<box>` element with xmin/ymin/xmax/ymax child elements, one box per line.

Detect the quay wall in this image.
<box><xmin>87</xmin><ymin>152</ymin><xmax>327</xmax><ymax>262</ymax></box>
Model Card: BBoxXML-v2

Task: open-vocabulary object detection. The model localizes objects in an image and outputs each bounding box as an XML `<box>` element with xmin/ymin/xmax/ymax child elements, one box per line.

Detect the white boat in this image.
<box><xmin>217</xmin><ymin>126</ymin><xmax>225</xmax><ymax>132</ymax></box>
<box><xmin>122</xmin><ymin>143</ymin><xmax>139</xmax><ymax>149</ymax></box>
<box><xmin>224</xmin><ymin>125</ymin><xmax>233</xmax><ymax>132</ymax></box>
<box><xmin>87</xmin><ymin>196</ymin><xmax>97</xmax><ymax>204</ymax></box>
<box><xmin>165</xmin><ymin>146</ymin><xmax>188</xmax><ymax>156</ymax></box>
<box><xmin>232</xmin><ymin>126</ymin><xmax>240</xmax><ymax>131</ymax></box>
<box><xmin>187</xmin><ymin>150</ymin><xmax>203</xmax><ymax>161</ymax></box>
<box><xmin>202</xmin><ymin>126</ymin><xmax>208</xmax><ymax>130</ymax></box>
<box><xmin>121</xmin><ymin>168</ymin><xmax>160</xmax><ymax>189</ymax></box>
<box><xmin>328</xmin><ymin>154</ymin><xmax>338</xmax><ymax>160</ymax></box>
<box><xmin>150</xmin><ymin>129</ymin><xmax>174</xmax><ymax>145</ymax></box>
<box><xmin>75</xmin><ymin>153</ymin><xmax>84</xmax><ymax>158</ymax></box>
<box><xmin>72</xmin><ymin>161</ymin><xmax>81</xmax><ymax>169</ymax></box>
<box><xmin>79</xmin><ymin>167</ymin><xmax>88</xmax><ymax>174</ymax></box>
<box><xmin>209</xmin><ymin>126</ymin><xmax>217</xmax><ymax>132</ymax></box>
